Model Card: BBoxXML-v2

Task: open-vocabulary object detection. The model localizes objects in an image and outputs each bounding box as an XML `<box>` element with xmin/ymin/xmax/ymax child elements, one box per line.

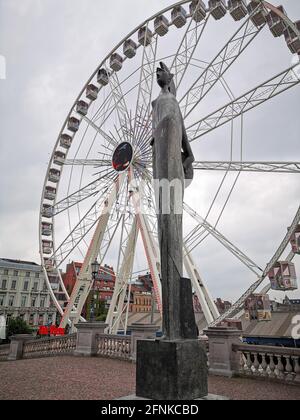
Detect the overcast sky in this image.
<box><xmin>0</xmin><ymin>0</ymin><xmax>300</xmax><ymax>304</ymax></box>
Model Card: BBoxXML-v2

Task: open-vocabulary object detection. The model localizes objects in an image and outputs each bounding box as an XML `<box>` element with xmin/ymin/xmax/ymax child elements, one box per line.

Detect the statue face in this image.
<box><xmin>156</xmin><ymin>67</ymin><xmax>169</xmax><ymax>88</ymax></box>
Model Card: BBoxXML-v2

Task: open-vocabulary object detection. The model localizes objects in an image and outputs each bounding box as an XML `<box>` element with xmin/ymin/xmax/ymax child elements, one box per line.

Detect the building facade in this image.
<box><xmin>62</xmin><ymin>262</ymin><xmax>116</xmax><ymax>319</ymax></box>
<box><xmin>130</xmin><ymin>291</ymin><xmax>153</xmax><ymax>313</ymax></box>
<box><xmin>0</xmin><ymin>258</ymin><xmax>57</xmax><ymax>327</ymax></box>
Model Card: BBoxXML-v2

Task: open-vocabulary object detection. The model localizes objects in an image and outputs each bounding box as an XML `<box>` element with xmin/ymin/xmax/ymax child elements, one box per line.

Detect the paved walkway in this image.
<box><xmin>0</xmin><ymin>356</ymin><xmax>299</xmax><ymax>400</ymax></box>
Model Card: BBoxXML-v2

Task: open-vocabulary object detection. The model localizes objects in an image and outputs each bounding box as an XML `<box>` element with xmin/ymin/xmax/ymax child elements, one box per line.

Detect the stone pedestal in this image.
<box><xmin>136</xmin><ymin>339</ymin><xmax>208</xmax><ymax>400</ymax></box>
<box><xmin>130</xmin><ymin>323</ymin><xmax>159</xmax><ymax>362</ymax></box>
<box><xmin>205</xmin><ymin>326</ymin><xmax>242</xmax><ymax>378</ymax></box>
<box><xmin>8</xmin><ymin>334</ymin><xmax>33</xmax><ymax>361</ymax></box>
<box><xmin>74</xmin><ymin>322</ymin><xmax>107</xmax><ymax>357</ymax></box>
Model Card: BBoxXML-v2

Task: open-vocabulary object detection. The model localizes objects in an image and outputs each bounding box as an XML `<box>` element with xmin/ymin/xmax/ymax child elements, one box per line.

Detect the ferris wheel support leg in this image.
<box><xmin>106</xmin><ymin>217</ymin><xmax>139</xmax><ymax>335</ymax></box>
<box><xmin>183</xmin><ymin>245</ymin><xmax>220</xmax><ymax>325</ymax></box>
<box><xmin>59</xmin><ymin>176</ymin><xmax>123</xmax><ymax>330</ymax></box>
<box><xmin>129</xmin><ymin>172</ymin><xmax>162</xmax><ymax>314</ymax></box>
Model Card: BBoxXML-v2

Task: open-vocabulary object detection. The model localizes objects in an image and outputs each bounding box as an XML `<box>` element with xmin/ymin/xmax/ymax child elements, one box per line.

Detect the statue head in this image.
<box><xmin>156</xmin><ymin>62</ymin><xmax>176</xmax><ymax>96</ymax></box>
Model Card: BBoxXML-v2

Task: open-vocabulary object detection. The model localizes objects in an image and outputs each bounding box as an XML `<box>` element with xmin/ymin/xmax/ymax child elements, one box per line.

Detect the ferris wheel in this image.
<box><xmin>39</xmin><ymin>0</ymin><xmax>300</xmax><ymax>333</ymax></box>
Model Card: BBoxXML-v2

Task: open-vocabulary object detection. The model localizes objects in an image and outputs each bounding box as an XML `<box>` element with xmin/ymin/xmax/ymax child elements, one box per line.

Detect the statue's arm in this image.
<box><xmin>181</xmin><ymin>117</ymin><xmax>194</xmax><ymax>170</ymax></box>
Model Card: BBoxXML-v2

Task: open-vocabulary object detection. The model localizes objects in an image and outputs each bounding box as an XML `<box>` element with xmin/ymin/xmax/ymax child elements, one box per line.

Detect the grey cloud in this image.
<box><xmin>0</xmin><ymin>0</ymin><xmax>300</xmax><ymax>304</ymax></box>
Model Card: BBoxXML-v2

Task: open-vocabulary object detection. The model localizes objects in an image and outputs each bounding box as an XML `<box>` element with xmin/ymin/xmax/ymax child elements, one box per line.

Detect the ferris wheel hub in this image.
<box><xmin>112</xmin><ymin>142</ymin><xmax>133</xmax><ymax>172</ymax></box>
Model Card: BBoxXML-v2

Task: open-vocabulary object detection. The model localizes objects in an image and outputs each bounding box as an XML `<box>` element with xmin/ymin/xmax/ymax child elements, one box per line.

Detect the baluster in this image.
<box><xmin>239</xmin><ymin>352</ymin><xmax>246</xmax><ymax>374</ymax></box>
<box><xmin>268</xmin><ymin>354</ymin><xmax>276</xmax><ymax>379</ymax></box>
<box><xmin>107</xmin><ymin>337</ymin><xmax>110</xmax><ymax>356</ymax></box>
<box><xmin>261</xmin><ymin>353</ymin><xmax>268</xmax><ymax>377</ymax></box>
<box><xmin>245</xmin><ymin>351</ymin><xmax>253</xmax><ymax>375</ymax></box>
<box><xmin>276</xmin><ymin>355</ymin><xmax>285</xmax><ymax>380</ymax></box>
<box><xmin>118</xmin><ymin>339</ymin><xmax>121</xmax><ymax>358</ymax></box>
<box><xmin>253</xmin><ymin>353</ymin><xmax>260</xmax><ymax>376</ymax></box>
<box><xmin>292</xmin><ymin>357</ymin><xmax>300</xmax><ymax>384</ymax></box>
<box><xmin>285</xmin><ymin>355</ymin><xmax>294</xmax><ymax>382</ymax></box>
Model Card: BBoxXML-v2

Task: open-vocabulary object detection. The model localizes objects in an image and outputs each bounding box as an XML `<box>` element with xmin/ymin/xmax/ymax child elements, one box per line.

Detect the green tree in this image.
<box><xmin>7</xmin><ymin>317</ymin><xmax>32</xmax><ymax>338</ymax></box>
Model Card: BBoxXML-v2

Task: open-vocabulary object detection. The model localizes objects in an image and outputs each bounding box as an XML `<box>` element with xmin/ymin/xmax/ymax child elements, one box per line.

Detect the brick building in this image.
<box><xmin>62</xmin><ymin>262</ymin><xmax>116</xmax><ymax>319</ymax></box>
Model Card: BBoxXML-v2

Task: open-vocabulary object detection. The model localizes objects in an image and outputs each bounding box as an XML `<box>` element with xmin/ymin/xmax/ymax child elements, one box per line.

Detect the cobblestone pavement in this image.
<box><xmin>0</xmin><ymin>356</ymin><xmax>299</xmax><ymax>400</ymax></box>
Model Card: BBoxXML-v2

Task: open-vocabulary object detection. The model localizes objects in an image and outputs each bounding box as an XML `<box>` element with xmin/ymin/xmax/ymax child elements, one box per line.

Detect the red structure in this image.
<box><xmin>62</xmin><ymin>262</ymin><xmax>116</xmax><ymax>315</ymax></box>
<box><xmin>62</xmin><ymin>262</ymin><xmax>82</xmax><ymax>295</ymax></box>
<box><xmin>93</xmin><ymin>264</ymin><xmax>116</xmax><ymax>308</ymax></box>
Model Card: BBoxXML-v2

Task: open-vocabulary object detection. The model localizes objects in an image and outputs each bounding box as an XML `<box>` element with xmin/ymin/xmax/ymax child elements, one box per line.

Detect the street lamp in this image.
<box><xmin>90</xmin><ymin>259</ymin><xmax>100</xmax><ymax>322</ymax></box>
<box><xmin>91</xmin><ymin>259</ymin><xmax>100</xmax><ymax>280</ymax></box>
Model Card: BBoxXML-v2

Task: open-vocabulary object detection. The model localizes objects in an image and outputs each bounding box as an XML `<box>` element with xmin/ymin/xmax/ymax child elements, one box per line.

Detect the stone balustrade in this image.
<box><xmin>0</xmin><ymin>344</ymin><xmax>10</xmax><ymax>361</ymax></box>
<box><xmin>233</xmin><ymin>343</ymin><xmax>300</xmax><ymax>384</ymax></box>
<box><xmin>22</xmin><ymin>334</ymin><xmax>77</xmax><ymax>359</ymax></box>
<box><xmin>96</xmin><ymin>334</ymin><xmax>132</xmax><ymax>361</ymax></box>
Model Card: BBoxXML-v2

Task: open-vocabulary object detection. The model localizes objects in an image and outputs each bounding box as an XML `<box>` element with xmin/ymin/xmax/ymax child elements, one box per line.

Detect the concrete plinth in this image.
<box><xmin>118</xmin><ymin>394</ymin><xmax>229</xmax><ymax>400</ymax></box>
<box><xmin>74</xmin><ymin>322</ymin><xmax>107</xmax><ymax>357</ymax></box>
<box><xmin>7</xmin><ymin>334</ymin><xmax>33</xmax><ymax>361</ymax></box>
<box><xmin>136</xmin><ymin>339</ymin><xmax>208</xmax><ymax>400</ymax></box>
<box><xmin>204</xmin><ymin>326</ymin><xmax>242</xmax><ymax>378</ymax></box>
<box><xmin>130</xmin><ymin>323</ymin><xmax>159</xmax><ymax>362</ymax></box>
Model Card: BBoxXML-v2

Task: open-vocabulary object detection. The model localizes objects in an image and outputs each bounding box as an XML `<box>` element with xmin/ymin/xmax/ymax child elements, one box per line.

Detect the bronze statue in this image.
<box><xmin>151</xmin><ymin>62</ymin><xmax>195</xmax><ymax>340</ymax></box>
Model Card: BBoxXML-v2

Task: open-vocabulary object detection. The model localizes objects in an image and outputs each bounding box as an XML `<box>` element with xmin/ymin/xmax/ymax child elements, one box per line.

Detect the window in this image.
<box><xmin>47</xmin><ymin>314</ymin><xmax>53</xmax><ymax>324</ymax></box>
<box><xmin>0</xmin><ymin>295</ymin><xmax>5</xmax><ymax>306</ymax></box>
<box><xmin>8</xmin><ymin>295</ymin><xmax>14</xmax><ymax>307</ymax></box>
<box><xmin>35</xmin><ymin>273</ymin><xmax>40</xmax><ymax>279</ymax></box>
<box><xmin>14</xmin><ymin>270</ymin><xmax>18</xmax><ymax>276</ymax></box>
<box><xmin>39</xmin><ymin>314</ymin><xmax>44</xmax><ymax>325</ymax></box>
<box><xmin>33</xmin><ymin>282</ymin><xmax>38</xmax><ymax>292</ymax></box>
<box><xmin>31</xmin><ymin>297</ymin><xmax>36</xmax><ymax>307</ymax></box>
<box><xmin>40</xmin><ymin>297</ymin><xmax>45</xmax><ymax>308</ymax></box>
<box><xmin>23</xmin><ymin>281</ymin><xmax>29</xmax><ymax>291</ymax></box>
<box><xmin>1</xmin><ymin>279</ymin><xmax>7</xmax><ymax>290</ymax></box>
<box><xmin>11</xmin><ymin>280</ymin><xmax>16</xmax><ymax>290</ymax></box>
<box><xmin>4</xmin><ymin>269</ymin><xmax>8</xmax><ymax>275</ymax></box>
<box><xmin>21</xmin><ymin>295</ymin><xmax>27</xmax><ymax>307</ymax></box>
<box><xmin>29</xmin><ymin>314</ymin><xmax>34</xmax><ymax>326</ymax></box>
<box><xmin>25</xmin><ymin>272</ymin><xmax>30</xmax><ymax>278</ymax></box>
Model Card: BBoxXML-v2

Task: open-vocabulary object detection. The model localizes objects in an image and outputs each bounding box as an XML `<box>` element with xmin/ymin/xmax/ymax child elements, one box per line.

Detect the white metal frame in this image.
<box><xmin>39</xmin><ymin>1</ymin><xmax>300</xmax><ymax>333</ymax></box>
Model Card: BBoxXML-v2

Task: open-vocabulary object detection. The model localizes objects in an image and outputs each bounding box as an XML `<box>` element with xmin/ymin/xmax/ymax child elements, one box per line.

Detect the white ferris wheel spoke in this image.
<box><xmin>193</xmin><ymin>161</ymin><xmax>300</xmax><ymax>173</ymax></box>
<box><xmin>170</xmin><ymin>8</ymin><xmax>210</xmax><ymax>91</ymax></box>
<box><xmin>183</xmin><ymin>202</ymin><xmax>262</xmax><ymax>277</ymax></box>
<box><xmin>53</xmin><ymin>174</ymin><xmax>115</xmax><ymax>216</ymax></box>
<box><xmin>187</xmin><ymin>64</ymin><xmax>300</xmax><ymax>142</ymax></box>
<box><xmin>82</xmin><ymin>115</ymin><xmax>118</xmax><ymax>148</ymax></box>
<box><xmin>133</xmin><ymin>28</ymin><xmax>158</xmax><ymax>147</ymax></box>
<box><xmin>51</xmin><ymin>176</ymin><xmax>124</xmax><ymax>269</ymax></box>
<box><xmin>59</xmin><ymin>175</ymin><xmax>125</xmax><ymax>328</ymax></box>
<box><xmin>210</xmin><ymin>205</ymin><xmax>300</xmax><ymax>326</ymax></box>
<box><xmin>106</xmin><ymin>70</ymin><xmax>132</xmax><ymax>144</ymax></box>
<box><xmin>106</xmin><ymin>217</ymin><xmax>139</xmax><ymax>334</ymax></box>
<box><xmin>180</xmin><ymin>9</ymin><xmax>263</xmax><ymax>119</ymax></box>
<box><xmin>183</xmin><ymin>243</ymin><xmax>220</xmax><ymax>325</ymax></box>
<box><xmin>64</xmin><ymin>159</ymin><xmax>111</xmax><ymax>167</ymax></box>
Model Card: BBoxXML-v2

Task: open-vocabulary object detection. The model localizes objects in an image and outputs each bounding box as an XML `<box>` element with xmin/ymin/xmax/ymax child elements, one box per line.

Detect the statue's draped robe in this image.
<box><xmin>152</xmin><ymin>91</ymin><xmax>185</xmax><ymax>340</ymax></box>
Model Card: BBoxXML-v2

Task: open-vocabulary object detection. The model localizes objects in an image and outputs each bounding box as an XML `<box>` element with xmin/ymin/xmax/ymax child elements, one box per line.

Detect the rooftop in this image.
<box><xmin>0</xmin><ymin>356</ymin><xmax>299</xmax><ymax>400</ymax></box>
<box><xmin>0</xmin><ymin>259</ymin><xmax>41</xmax><ymax>272</ymax></box>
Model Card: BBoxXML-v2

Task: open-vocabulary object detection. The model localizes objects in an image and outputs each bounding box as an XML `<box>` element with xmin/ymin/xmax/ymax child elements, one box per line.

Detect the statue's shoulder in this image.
<box><xmin>152</xmin><ymin>98</ymin><xmax>158</xmax><ymax>109</ymax></box>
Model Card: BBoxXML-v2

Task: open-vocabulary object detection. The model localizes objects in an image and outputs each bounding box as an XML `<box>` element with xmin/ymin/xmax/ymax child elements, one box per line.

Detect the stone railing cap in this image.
<box><xmin>10</xmin><ymin>334</ymin><xmax>34</xmax><ymax>341</ymax></box>
<box><xmin>130</xmin><ymin>324</ymin><xmax>160</xmax><ymax>332</ymax></box>
<box><xmin>75</xmin><ymin>322</ymin><xmax>108</xmax><ymax>329</ymax></box>
<box><xmin>204</xmin><ymin>327</ymin><xmax>242</xmax><ymax>335</ymax></box>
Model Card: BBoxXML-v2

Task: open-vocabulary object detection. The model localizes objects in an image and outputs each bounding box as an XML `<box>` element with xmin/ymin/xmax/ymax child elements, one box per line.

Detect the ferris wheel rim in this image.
<box><xmin>39</xmin><ymin>0</ymin><xmax>300</xmax><ymax>322</ymax></box>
